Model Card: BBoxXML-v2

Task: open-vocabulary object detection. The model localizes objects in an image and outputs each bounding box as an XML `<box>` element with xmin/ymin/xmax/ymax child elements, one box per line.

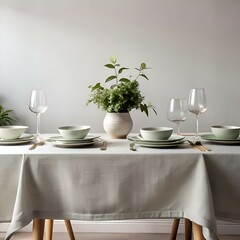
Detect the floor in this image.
<box><xmin>0</xmin><ymin>232</ymin><xmax>240</xmax><ymax>240</ymax></box>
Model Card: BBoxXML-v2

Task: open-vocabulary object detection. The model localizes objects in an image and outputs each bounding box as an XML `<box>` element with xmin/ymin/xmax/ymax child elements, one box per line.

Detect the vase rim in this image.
<box><xmin>106</xmin><ymin>112</ymin><xmax>129</xmax><ymax>114</ymax></box>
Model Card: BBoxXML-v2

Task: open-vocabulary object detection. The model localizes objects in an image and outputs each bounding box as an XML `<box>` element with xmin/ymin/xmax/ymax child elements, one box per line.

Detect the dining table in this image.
<box><xmin>1</xmin><ymin>133</ymin><xmax>240</xmax><ymax>240</ymax></box>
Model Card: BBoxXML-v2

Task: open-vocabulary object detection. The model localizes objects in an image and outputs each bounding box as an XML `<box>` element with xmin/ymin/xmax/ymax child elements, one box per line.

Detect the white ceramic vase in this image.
<box><xmin>103</xmin><ymin>112</ymin><xmax>133</xmax><ymax>139</ymax></box>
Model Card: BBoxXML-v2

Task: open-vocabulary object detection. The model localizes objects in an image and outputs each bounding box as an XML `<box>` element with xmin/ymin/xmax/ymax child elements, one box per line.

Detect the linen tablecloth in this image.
<box><xmin>1</xmin><ymin>134</ymin><xmax>240</xmax><ymax>240</ymax></box>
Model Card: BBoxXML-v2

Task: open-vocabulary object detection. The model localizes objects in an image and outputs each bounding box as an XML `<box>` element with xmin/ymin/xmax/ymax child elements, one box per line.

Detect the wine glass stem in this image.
<box><xmin>36</xmin><ymin>113</ymin><xmax>40</xmax><ymax>138</ymax></box>
<box><xmin>176</xmin><ymin>123</ymin><xmax>180</xmax><ymax>135</ymax></box>
<box><xmin>196</xmin><ymin>115</ymin><xmax>199</xmax><ymax>138</ymax></box>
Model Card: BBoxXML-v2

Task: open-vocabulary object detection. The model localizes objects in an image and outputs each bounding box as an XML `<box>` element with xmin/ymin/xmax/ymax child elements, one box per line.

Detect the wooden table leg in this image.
<box><xmin>192</xmin><ymin>222</ymin><xmax>205</xmax><ymax>240</ymax></box>
<box><xmin>32</xmin><ymin>219</ymin><xmax>45</xmax><ymax>240</ymax></box>
<box><xmin>170</xmin><ymin>218</ymin><xmax>180</xmax><ymax>240</ymax></box>
<box><xmin>64</xmin><ymin>220</ymin><xmax>75</xmax><ymax>240</ymax></box>
<box><xmin>46</xmin><ymin>219</ymin><xmax>54</xmax><ymax>240</ymax></box>
<box><xmin>185</xmin><ymin>219</ymin><xmax>192</xmax><ymax>240</ymax></box>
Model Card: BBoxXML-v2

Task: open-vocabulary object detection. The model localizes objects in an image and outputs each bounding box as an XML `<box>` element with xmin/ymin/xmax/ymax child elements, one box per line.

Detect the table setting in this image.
<box><xmin>0</xmin><ymin>128</ymin><xmax>35</xmax><ymax>145</ymax></box>
<box><xmin>47</xmin><ymin>126</ymin><xmax>101</xmax><ymax>148</ymax></box>
<box><xmin>1</xmin><ymin>87</ymin><xmax>240</xmax><ymax>240</ymax></box>
<box><xmin>0</xmin><ymin>87</ymin><xmax>240</xmax><ymax>153</ymax></box>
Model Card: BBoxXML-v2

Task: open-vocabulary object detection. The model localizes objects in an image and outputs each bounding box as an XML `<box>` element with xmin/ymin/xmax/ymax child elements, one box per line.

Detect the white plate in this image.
<box><xmin>0</xmin><ymin>134</ymin><xmax>35</xmax><ymax>145</ymax></box>
<box><xmin>201</xmin><ymin>134</ymin><xmax>240</xmax><ymax>144</ymax></box>
<box><xmin>47</xmin><ymin>139</ymin><xmax>96</xmax><ymax>148</ymax></box>
<box><xmin>138</xmin><ymin>141</ymin><xmax>185</xmax><ymax>148</ymax></box>
<box><xmin>49</xmin><ymin>135</ymin><xmax>100</xmax><ymax>143</ymax></box>
<box><xmin>128</xmin><ymin>135</ymin><xmax>184</xmax><ymax>144</ymax></box>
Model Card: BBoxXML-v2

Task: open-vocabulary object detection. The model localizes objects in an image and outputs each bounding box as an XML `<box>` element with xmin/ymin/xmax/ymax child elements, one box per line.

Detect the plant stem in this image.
<box><xmin>114</xmin><ymin>65</ymin><xmax>119</xmax><ymax>85</ymax></box>
<box><xmin>134</xmin><ymin>69</ymin><xmax>142</xmax><ymax>81</ymax></box>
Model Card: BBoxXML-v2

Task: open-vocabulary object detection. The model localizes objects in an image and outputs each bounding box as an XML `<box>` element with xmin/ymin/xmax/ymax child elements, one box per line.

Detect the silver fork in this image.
<box><xmin>29</xmin><ymin>140</ymin><xmax>45</xmax><ymax>150</ymax></box>
<box><xmin>129</xmin><ymin>141</ymin><xmax>137</xmax><ymax>151</ymax></box>
<box><xmin>187</xmin><ymin>140</ymin><xmax>211</xmax><ymax>152</ymax></box>
<box><xmin>100</xmin><ymin>140</ymin><xmax>107</xmax><ymax>150</ymax></box>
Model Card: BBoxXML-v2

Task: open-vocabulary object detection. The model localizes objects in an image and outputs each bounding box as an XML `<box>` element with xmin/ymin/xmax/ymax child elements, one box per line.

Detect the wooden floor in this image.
<box><xmin>1</xmin><ymin>232</ymin><xmax>240</xmax><ymax>240</ymax></box>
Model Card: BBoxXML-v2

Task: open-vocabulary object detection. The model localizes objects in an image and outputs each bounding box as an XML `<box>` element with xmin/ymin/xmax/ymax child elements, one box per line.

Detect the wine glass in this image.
<box><xmin>29</xmin><ymin>90</ymin><xmax>48</xmax><ymax>139</ymax></box>
<box><xmin>187</xmin><ymin>88</ymin><xmax>207</xmax><ymax>139</ymax></box>
<box><xmin>167</xmin><ymin>98</ymin><xmax>188</xmax><ymax>135</ymax></box>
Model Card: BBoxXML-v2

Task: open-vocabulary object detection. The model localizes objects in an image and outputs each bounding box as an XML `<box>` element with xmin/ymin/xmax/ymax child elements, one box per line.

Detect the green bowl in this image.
<box><xmin>140</xmin><ymin>127</ymin><xmax>173</xmax><ymax>140</ymax></box>
<box><xmin>58</xmin><ymin>125</ymin><xmax>90</xmax><ymax>140</ymax></box>
<box><xmin>211</xmin><ymin>125</ymin><xmax>240</xmax><ymax>139</ymax></box>
<box><xmin>0</xmin><ymin>125</ymin><xmax>28</xmax><ymax>140</ymax></box>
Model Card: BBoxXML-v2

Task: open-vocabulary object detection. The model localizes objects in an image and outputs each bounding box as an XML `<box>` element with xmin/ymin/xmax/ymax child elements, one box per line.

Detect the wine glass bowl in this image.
<box><xmin>187</xmin><ymin>88</ymin><xmax>207</xmax><ymax>139</ymax></box>
<box><xmin>167</xmin><ymin>98</ymin><xmax>188</xmax><ymax>135</ymax></box>
<box><xmin>29</xmin><ymin>90</ymin><xmax>48</xmax><ymax>139</ymax></box>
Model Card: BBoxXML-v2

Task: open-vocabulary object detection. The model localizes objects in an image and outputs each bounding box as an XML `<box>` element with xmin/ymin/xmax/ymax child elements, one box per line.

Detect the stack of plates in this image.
<box><xmin>128</xmin><ymin>134</ymin><xmax>185</xmax><ymax>148</ymax></box>
<box><xmin>201</xmin><ymin>134</ymin><xmax>240</xmax><ymax>144</ymax></box>
<box><xmin>0</xmin><ymin>134</ymin><xmax>35</xmax><ymax>145</ymax></box>
<box><xmin>48</xmin><ymin>135</ymin><xmax>100</xmax><ymax>147</ymax></box>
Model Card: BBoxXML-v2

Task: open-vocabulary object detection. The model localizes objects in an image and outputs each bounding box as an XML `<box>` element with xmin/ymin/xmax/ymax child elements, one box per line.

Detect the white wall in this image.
<box><xmin>1</xmin><ymin>0</ymin><xmax>240</xmax><ymax>134</ymax></box>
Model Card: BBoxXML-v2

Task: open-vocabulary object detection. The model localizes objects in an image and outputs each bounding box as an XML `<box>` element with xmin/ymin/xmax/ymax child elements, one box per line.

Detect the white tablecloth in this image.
<box><xmin>1</xmin><ymin>134</ymin><xmax>240</xmax><ymax>240</ymax></box>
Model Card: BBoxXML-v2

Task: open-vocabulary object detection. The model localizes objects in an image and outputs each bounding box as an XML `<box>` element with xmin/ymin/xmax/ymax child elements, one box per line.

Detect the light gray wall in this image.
<box><xmin>1</xmin><ymin>0</ymin><xmax>240</xmax><ymax>134</ymax></box>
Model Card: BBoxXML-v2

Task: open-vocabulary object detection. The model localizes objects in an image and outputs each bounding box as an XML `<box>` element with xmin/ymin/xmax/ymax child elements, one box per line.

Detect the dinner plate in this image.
<box><xmin>47</xmin><ymin>139</ymin><xmax>96</xmax><ymax>147</ymax></box>
<box><xmin>49</xmin><ymin>135</ymin><xmax>100</xmax><ymax>143</ymax></box>
<box><xmin>128</xmin><ymin>134</ymin><xmax>185</xmax><ymax>144</ymax></box>
<box><xmin>201</xmin><ymin>134</ymin><xmax>240</xmax><ymax>144</ymax></box>
<box><xmin>0</xmin><ymin>134</ymin><xmax>35</xmax><ymax>145</ymax></box>
<box><xmin>48</xmin><ymin>141</ymin><xmax>95</xmax><ymax>147</ymax></box>
<box><xmin>138</xmin><ymin>140</ymin><xmax>185</xmax><ymax>148</ymax></box>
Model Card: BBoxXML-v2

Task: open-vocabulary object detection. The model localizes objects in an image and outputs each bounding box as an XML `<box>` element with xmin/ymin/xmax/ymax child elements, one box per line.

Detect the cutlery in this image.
<box><xmin>195</xmin><ymin>141</ymin><xmax>211</xmax><ymax>151</ymax></box>
<box><xmin>187</xmin><ymin>140</ymin><xmax>200</xmax><ymax>151</ymax></box>
<box><xmin>100</xmin><ymin>140</ymin><xmax>107</xmax><ymax>150</ymax></box>
<box><xmin>29</xmin><ymin>140</ymin><xmax>45</xmax><ymax>150</ymax></box>
<box><xmin>187</xmin><ymin>140</ymin><xmax>211</xmax><ymax>152</ymax></box>
<box><xmin>129</xmin><ymin>141</ymin><xmax>137</xmax><ymax>151</ymax></box>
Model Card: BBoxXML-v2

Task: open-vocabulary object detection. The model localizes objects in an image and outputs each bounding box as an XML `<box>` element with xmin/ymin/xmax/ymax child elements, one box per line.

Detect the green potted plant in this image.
<box><xmin>0</xmin><ymin>105</ymin><xmax>15</xmax><ymax>126</ymax></box>
<box><xmin>87</xmin><ymin>56</ymin><xmax>157</xmax><ymax>138</ymax></box>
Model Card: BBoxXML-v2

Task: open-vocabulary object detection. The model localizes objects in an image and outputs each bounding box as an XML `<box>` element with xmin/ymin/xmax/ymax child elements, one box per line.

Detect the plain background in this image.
<box><xmin>0</xmin><ymin>0</ymin><xmax>240</xmax><ymax>134</ymax></box>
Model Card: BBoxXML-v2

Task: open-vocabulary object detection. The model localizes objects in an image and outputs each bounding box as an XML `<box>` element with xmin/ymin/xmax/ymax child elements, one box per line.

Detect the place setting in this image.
<box><xmin>201</xmin><ymin>125</ymin><xmax>240</xmax><ymax>145</ymax></box>
<box><xmin>28</xmin><ymin>91</ymin><xmax>103</xmax><ymax>149</ymax></box>
<box><xmin>128</xmin><ymin>127</ymin><xmax>185</xmax><ymax>149</ymax></box>
<box><xmin>0</xmin><ymin>125</ymin><xmax>36</xmax><ymax>145</ymax></box>
<box><xmin>47</xmin><ymin>125</ymin><xmax>101</xmax><ymax>148</ymax></box>
<box><xmin>128</xmin><ymin>88</ymin><xmax>211</xmax><ymax>151</ymax></box>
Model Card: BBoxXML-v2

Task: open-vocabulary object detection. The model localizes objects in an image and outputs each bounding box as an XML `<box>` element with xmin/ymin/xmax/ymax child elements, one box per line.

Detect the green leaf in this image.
<box><xmin>119</xmin><ymin>78</ymin><xmax>131</xmax><ymax>83</ymax></box>
<box><xmin>90</xmin><ymin>83</ymin><xmax>103</xmax><ymax>91</ymax></box>
<box><xmin>140</xmin><ymin>103</ymin><xmax>149</xmax><ymax>116</ymax></box>
<box><xmin>104</xmin><ymin>64</ymin><xmax>115</xmax><ymax>69</ymax></box>
<box><xmin>0</xmin><ymin>105</ymin><xmax>14</xmax><ymax>126</ymax></box>
<box><xmin>152</xmin><ymin>107</ymin><xmax>158</xmax><ymax>115</ymax></box>
<box><xmin>110</xmin><ymin>84</ymin><xmax>117</xmax><ymax>89</ymax></box>
<box><xmin>139</xmin><ymin>74</ymin><xmax>149</xmax><ymax>80</ymax></box>
<box><xmin>105</xmin><ymin>75</ymin><xmax>117</xmax><ymax>83</ymax></box>
<box><xmin>118</xmin><ymin>67</ymin><xmax>129</xmax><ymax>74</ymax></box>
<box><xmin>4</xmin><ymin>110</ymin><xmax>12</xmax><ymax>113</ymax></box>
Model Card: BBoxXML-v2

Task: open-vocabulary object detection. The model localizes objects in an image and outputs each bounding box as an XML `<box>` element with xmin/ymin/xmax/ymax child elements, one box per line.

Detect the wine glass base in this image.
<box><xmin>188</xmin><ymin>135</ymin><xmax>202</xmax><ymax>142</ymax></box>
<box><xmin>35</xmin><ymin>135</ymin><xmax>45</xmax><ymax>142</ymax></box>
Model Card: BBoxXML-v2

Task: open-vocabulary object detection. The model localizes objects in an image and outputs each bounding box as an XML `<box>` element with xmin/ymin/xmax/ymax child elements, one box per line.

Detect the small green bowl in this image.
<box><xmin>211</xmin><ymin>125</ymin><xmax>240</xmax><ymax>139</ymax></box>
<box><xmin>140</xmin><ymin>127</ymin><xmax>173</xmax><ymax>140</ymax></box>
<box><xmin>58</xmin><ymin>125</ymin><xmax>90</xmax><ymax>140</ymax></box>
<box><xmin>0</xmin><ymin>125</ymin><xmax>28</xmax><ymax>140</ymax></box>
